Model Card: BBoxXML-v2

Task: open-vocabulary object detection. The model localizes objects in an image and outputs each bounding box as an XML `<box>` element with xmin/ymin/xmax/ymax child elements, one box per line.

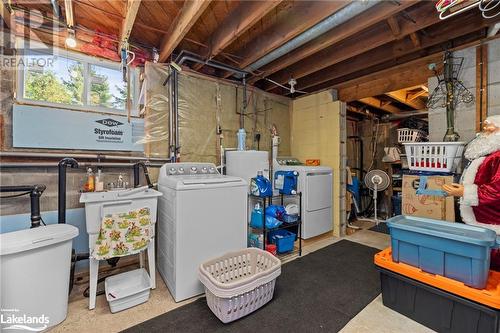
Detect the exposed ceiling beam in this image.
<box><xmin>158</xmin><ymin>0</ymin><xmax>212</xmax><ymax>62</ymax></box>
<box><xmin>278</xmin><ymin>11</ymin><xmax>489</xmax><ymax>92</ymax></box>
<box><xmin>247</xmin><ymin>0</ymin><xmax>418</xmax><ymax>84</ymax></box>
<box><xmin>302</xmin><ymin>28</ymin><xmax>486</xmax><ymax>99</ymax></box>
<box><xmin>407</xmin><ymin>90</ymin><xmax>428</xmax><ymax>101</ymax></box>
<box><xmin>386</xmin><ymin>89</ymin><xmax>426</xmax><ymax>109</ymax></box>
<box><xmin>359</xmin><ymin>97</ymin><xmax>400</xmax><ymax>113</ymax></box>
<box><xmin>262</xmin><ymin>1</ymin><xmax>440</xmax><ymax>91</ymax></box>
<box><xmin>409</xmin><ymin>32</ymin><xmax>421</xmax><ymax>47</ymax></box>
<box><xmin>386</xmin><ymin>16</ymin><xmax>400</xmax><ymax>37</ymax></box>
<box><xmin>223</xmin><ymin>0</ymin><xmax>350</xmax><ymax>78</ymax></box>
<box><xmin>119</xmin><ymin>0</ymin><xmax>141</xmax><ymax>49</ymax></box>
<box><xmin>339</xmin><ymin>61</ymin><xmax>436</xmax><ymax>102</ymax></box>
<box><xmin>192</xmin><ymin>0</ymin><xmax>283</xmax><ymax>71</ymax></box>
<box><xmin>1</xmin><ymin>1</ymin><xmax>12</xmax><ymax>29</ymax></box>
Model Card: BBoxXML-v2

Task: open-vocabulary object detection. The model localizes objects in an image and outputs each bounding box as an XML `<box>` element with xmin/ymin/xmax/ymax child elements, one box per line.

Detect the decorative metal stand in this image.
<box><xmin>427</xmin><ymin>51</ymin><xmax>474</xmax><ymax>142</ymax></box>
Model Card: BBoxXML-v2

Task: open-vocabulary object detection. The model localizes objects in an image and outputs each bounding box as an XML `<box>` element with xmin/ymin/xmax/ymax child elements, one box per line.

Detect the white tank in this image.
<box><xmin>225</xmin><ymin>150</ymin><xmax>269</xmax><ymax>186</ymax></box>
<box><xmin>1</xmin><ymin>224</ymin><xmax>78</xmax><ymax>331</ymax></box>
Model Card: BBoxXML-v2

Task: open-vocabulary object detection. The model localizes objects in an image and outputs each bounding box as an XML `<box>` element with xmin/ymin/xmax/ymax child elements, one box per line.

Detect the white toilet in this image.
<box><xmin>0</xmin><ymin>224</ymin><xmax>78</xmax><ymax>331</ymax></box>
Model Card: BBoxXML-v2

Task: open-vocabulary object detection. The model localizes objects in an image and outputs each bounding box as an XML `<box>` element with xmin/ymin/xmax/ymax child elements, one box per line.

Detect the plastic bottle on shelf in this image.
<box><xmin>250</xmin><ymin>203</ymin><xmax>264</xmax><ymax>228</ymax></box>
<box><xmin>95</xmin><ymin>169</ymin><xmax>104</xmax><ymax>192</ymax></box>
<box><xmin>250</xmin><ymin>171</ymin><xmax>273</xmax><ymax>197</ymax></box>
<box><xmin>84</xmin><ymin>167</ymin><xmax>95</xmax><ymax>192</ymax></box>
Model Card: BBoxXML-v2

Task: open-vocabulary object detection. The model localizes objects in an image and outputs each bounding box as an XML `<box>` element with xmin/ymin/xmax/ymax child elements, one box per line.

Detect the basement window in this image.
<box><xmin>17</xmin><ymin>41</ymin><xmax>140</xmax><ymax>116</ymax></box>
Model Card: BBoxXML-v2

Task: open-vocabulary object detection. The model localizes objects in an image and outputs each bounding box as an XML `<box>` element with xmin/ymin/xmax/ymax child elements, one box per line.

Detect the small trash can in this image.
<box><xmin>198</xmin><ymin>248</ymin><xmax>281</xmax><ymax>323</ymax></box>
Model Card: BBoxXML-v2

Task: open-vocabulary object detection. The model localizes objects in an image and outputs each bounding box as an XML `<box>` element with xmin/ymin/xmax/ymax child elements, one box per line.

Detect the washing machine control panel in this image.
<box><xmin>276</xmin><ymin>157</ymin><xmax>303</xmax><ymax>166</ymax></box>
<box><xmin>165</xmin><ymin>163</ymin><xmax>220</xmax><ymax>176</ymax></box>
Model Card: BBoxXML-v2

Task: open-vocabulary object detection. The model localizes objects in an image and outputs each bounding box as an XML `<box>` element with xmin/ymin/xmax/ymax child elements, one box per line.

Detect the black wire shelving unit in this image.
<box><xmin>248</xmin><ymin>192</ymin><xmax>302</xmax><ymax>258</ymax></box>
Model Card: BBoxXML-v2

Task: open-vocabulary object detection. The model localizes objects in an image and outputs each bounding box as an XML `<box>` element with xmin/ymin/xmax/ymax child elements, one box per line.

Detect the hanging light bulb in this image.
<box><xmin>65</xmin><ymin>28</ymin><xmax>77</xmax><ymax>48</ymax></box>
<box><xmin>288</xmin><ymin>78</ymin><xmax>297</xmax><ymax>94</ymax></box>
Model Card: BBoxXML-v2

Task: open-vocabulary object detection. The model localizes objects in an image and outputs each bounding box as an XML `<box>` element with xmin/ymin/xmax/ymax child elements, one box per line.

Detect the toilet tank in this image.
<box><xmin>226</xmin><ymin>150</ymin><xmax>269</xmax><ymax>187</ymax></box>
<box><xmin>1</xmin><ymin>224</ymin><xmax>78</xmax><ymax>330</ymax></box>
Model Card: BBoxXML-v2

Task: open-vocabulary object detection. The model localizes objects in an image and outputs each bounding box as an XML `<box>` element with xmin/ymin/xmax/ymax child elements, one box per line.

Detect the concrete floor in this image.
<box><xmin>51</xmin><ymin>221</ymin><xmax>434</xmax><ymax>333</ymax></box>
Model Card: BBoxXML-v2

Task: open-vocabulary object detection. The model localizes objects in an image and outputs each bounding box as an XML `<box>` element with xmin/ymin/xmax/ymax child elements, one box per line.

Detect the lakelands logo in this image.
<box><xmin>95</xmin><ymin>118</ymin><xmax>123</xmax><ymax>127</ymax></box>
<box><xmin>1</xmin><ymin>309</ymin><xmax>50</xmax><ymax>331</ymax></box>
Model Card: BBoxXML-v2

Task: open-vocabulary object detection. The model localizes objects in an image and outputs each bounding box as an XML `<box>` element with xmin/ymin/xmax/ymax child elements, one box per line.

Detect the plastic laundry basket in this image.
<box><xmin>403</xmin><ymin>142</ymin><xmax>465</xmax><ymax>173</ymax></box>
<box><xmin>397</xmin><ymin>128</ymin><xmax>426</xmax><ymax>143</ymax></box>
<box><xmin>198</xmin><ymin>248</ymin><xmax>281</xmax><ymax>323</ymax></box>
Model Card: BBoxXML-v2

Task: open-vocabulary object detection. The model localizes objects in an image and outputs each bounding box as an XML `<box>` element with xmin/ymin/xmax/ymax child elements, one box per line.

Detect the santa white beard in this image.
<box><xmin>464</xmin><ymin>132</ymin><xmax>500</xmax><ymax>161</ymax></box>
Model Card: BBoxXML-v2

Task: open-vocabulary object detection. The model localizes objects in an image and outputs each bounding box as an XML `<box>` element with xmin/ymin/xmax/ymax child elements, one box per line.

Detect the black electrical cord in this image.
<box><xmin>83</xmin><ymin>275</ymin><xmax>113</xmax><ymax>298</ymax></box>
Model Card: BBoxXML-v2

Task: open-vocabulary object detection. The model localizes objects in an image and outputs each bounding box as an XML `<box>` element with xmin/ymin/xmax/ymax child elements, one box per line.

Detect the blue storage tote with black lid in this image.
<box><xmin>386</xmin><ymin>215</ymin><xmax>499</xmax><ymax>289</ymax></box>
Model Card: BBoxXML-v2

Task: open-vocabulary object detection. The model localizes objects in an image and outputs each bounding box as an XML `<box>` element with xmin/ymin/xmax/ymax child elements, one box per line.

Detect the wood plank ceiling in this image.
<box><xmin>4</xmin><ymin>0</ymin><xmax>499</xmax><ymax>105</ymax></box>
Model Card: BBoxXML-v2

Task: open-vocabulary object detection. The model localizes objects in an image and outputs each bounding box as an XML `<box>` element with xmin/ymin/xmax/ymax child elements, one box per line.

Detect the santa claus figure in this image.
<box><xmin>443</xmin><ymin>115</ymin><xmax>500</xmax><ymax>267</ymax></box>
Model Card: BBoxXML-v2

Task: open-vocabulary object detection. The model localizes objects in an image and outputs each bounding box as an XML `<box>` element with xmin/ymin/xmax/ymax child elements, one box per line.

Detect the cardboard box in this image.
<box><xmin>402</xmin><ymin>175</ymin><xmax>455</xmax><ymax>222</ymax></box>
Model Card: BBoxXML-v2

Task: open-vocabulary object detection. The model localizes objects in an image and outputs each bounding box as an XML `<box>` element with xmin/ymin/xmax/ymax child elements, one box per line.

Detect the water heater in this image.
<box><xmin>225</xmin><ymin>150</ymin><xmax>269</xmax><ymax>187</ymax></box>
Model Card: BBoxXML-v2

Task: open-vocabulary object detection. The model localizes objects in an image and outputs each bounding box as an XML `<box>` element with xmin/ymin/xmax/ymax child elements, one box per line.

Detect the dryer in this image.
<box><xmin>157</xmin><ymin>163</ymin><xmax>247</xmax><ymax>302</ymax></box>
<box><xmin>274</xmin><ymin>157</ymin><xmax>333</xmax><ymax>239</ymax></box>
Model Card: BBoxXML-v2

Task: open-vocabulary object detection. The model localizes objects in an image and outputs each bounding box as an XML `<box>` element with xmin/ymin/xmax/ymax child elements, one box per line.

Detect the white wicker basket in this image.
<box><xmin>198</xmin><ymin>248</ymin><xmax>281</xmax><ymax>323</ymax></box>
<box><xmin>403</xmin><ymin>142</ymin><xmax>465</xmax><ymax>173</ymax></box>
<box><xmin>397</xmin><ymin>128</ymin><xmax>426</xmax><ymax>143</ymax></box>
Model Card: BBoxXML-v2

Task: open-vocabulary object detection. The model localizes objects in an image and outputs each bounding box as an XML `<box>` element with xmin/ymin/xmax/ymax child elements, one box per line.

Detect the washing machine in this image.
<box><xmin>274</xmin><ymin>157</ymin><xmax>333</xmax><ymax>239</ymax></box>
<box><xmin>157</xmin><ymin>162</ymin><xmax>247</xmax><ymax>302</ymax></box>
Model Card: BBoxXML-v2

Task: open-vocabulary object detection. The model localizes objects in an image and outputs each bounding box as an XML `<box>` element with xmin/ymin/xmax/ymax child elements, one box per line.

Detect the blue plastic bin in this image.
<box><xmin>387</xmin><ymin>215</ymin><xmax>500</xmax><ymax>289</ymax></box>
<box><xmin>270</xmin><ymin>230</ymin><xmax>296</xmax><ymax>254</ymax></box>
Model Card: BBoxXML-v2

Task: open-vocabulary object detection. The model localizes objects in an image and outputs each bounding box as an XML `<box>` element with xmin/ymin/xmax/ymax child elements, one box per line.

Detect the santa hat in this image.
<box><xmin>485</xmin><ymin>115</ymin><xmax>500</xmax><ymax>127</ymax></box>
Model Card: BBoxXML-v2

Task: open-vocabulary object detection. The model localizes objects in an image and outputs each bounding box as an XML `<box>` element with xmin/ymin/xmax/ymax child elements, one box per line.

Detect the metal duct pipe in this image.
<box><xmin>245</xmin><ymin>1</ymin><xmax>381</xmax><ymax>72</ymax></box>
<box><xmin>175</xmin><ymin>50</ymin><xmax>249</xmax><ymax>77</ymax></box>
<box><xmin>0</xmin><ymin>151</ymin><xmax>170</xmax><ymax>162</ymax></box>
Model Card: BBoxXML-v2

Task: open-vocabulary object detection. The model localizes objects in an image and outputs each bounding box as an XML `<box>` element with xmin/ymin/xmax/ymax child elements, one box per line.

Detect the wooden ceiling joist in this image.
<box><xmin>409</xmin><ymin>32</ymin><xmax>421</xmax><ymax>47</ymax></box>
<box><xmin>192</xmin><ymin>0</ymin><xmax>283</xmax><ymax>71</ymax></box>
<box><xmin>406</xmin><ymin>88</ymin><xmax>428</xmax><ymax>101</ymax></box>
<box><xmin>1</xmin><ymin>1</ymin><xmax>12</xmax><ymax>29</ymax></box>
<box><xmin>386</xmin><ymin>16</ymin><xmax>401</xmax><ymax>37</ymax></box>
<box><xmin>223</xmin><ymin>0</ymin><xmax>350</xmax><ymax>78</ymax></box>
<box><xmin>261</xmin><ymin>1</ymin><xmax>440</xmax><ymax>91</ymax></box>
<box><xmin>305</xmin><ymin>28</ymin><xmax>486</xmax><ymax>99</ymax></box>
<box><xmin>340</xmin><ymin>61</ymin><xmax>436</xmax><ymax>102</ymax></box>
<box><xmin>280</xmin><ymin>10</ymin><xmax>490</xmax><ymax>93</ymax></box>
<box><xmin>386</xmin><ymin>89</ymin><xmax>426</xmax><ymax>110</ymax></box>
<box><xmin>158</xmin><ymin>0</ymin><xmax>212</xmax><ymax>62</ymax></box>
<box><xmin>119</xmin><ymin>0</ymin><xmax>141</xmax><ymax>49</ymax></box>
<box><xmin>359</xmin><ymin>97</ymin><xmax>400</xmax><ymax>113</ymax></box>
<box><xmin>247</xmin><ymin>0</ymin><xmax>418</xmax><ymax>84</ymax></box>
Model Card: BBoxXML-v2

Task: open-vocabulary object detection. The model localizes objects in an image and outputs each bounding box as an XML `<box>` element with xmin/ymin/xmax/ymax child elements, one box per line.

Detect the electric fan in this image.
<box><xmin>363</xmin><ymin>169</ymin><xmax>390</xmax><ymax>225</ymax></box>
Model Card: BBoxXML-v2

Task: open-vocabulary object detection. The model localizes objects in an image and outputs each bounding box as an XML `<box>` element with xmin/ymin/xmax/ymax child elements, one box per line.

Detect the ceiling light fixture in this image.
<box><xmin>65</xmin><ymin>28</ymin><xmax>76</xmax><ymax>48</ymax></box>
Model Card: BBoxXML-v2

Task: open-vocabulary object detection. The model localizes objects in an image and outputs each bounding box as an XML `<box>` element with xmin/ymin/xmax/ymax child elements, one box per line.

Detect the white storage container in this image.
<box><xmin>397</xmin><ymin>128</ymin><xmax>426</xmax><ymax>143</ymax></box>
<box><xmin>105</xmin><ymin>268</ymin><xmax>151</xmax><ymax>313</ymax></box>
<box><xmin>1</xmin><ymin>224</ymin><xmax>78</xmax><ymax>330</ymax></box>
<box><xmin>198</xmin><ymin>248</ymin><xmax>281</xmax><ymax>323</ymax></box>
<box><xmin>403</xmin><ymin>142</ymin><xmax>465</xmax><ymax>173</ymax></box>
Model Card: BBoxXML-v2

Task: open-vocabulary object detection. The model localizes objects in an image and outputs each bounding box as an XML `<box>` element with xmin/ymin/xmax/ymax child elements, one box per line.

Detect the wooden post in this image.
<box><xmin>476</xmin><ymin>44</ymin><xmax>488</xmax><ymax>132</ymax></box>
